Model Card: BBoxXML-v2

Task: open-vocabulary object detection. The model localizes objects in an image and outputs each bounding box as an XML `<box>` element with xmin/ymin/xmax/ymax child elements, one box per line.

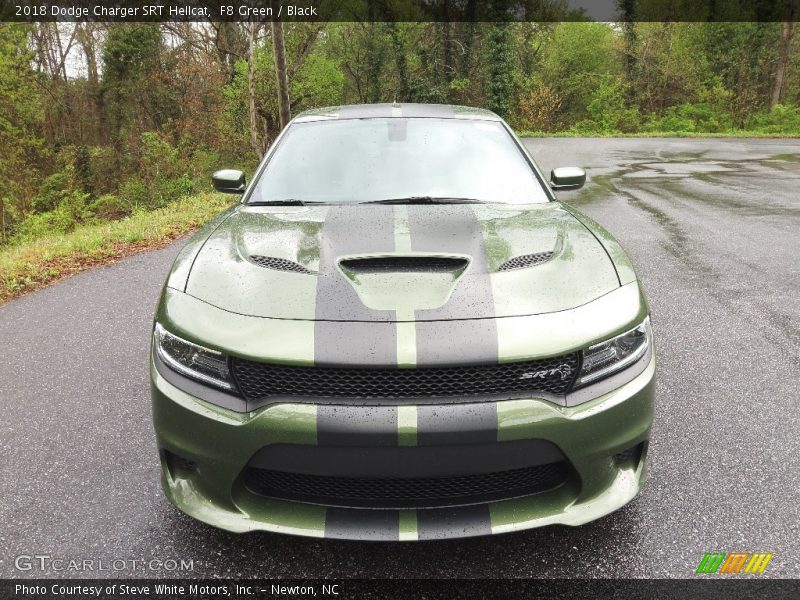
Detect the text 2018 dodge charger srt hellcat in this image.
<box><xmin>151</xmin><ymin>103</ymin><xmax>654</xmax><ymax>540</ymax></box>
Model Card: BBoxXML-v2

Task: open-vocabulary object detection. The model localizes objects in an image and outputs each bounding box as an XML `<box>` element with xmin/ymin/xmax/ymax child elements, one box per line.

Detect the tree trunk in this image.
<box><xmin>271</xmin><ymin>20</ymin><xmax>291</xmax><ymax>130</ymax></box>
<box><xmin>247</xmin><ymin>23</ymin><xmax>262</xmax><ymax>156</ymax></box>
<box><xmin>770</xmin><ymin>18</ymin><xmax>795</xmax><ymax>108</ymax></box>
<box><xmin>387</xmin><ymin>22</ymin><xmax>409</xmax><ymax>101</ymax></box>
<box><xmin>441</xmin><ymin>16</ymin><xmax>452</xmax><ymax>83</ymax></box>
<box><xmin>618</xmin><ymin>0</ymin><xmax>637</xmax><ymax>103</ymax></box>
<box><xmin>76</xmin><ymin>24</ymin><xmax>98</xmax><ymax>86</ymax></box>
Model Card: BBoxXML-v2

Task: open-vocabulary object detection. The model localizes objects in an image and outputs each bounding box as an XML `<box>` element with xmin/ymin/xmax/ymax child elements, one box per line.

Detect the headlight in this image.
<box><xmin>576</xmin><ymin>316</ymin><xmax>652</xmax><ymax>387</ymax></box>
<box><xmin>153</xmin><ymin>323</ymin><xmax>236</xmax><ymax>391</ymax></box>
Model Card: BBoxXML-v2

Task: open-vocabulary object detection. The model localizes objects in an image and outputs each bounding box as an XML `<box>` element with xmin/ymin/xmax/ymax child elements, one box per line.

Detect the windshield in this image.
<box><xmin>248</xmin><ymin>118</ymin><xmax>550</xmax><ymax>205</ymax></box>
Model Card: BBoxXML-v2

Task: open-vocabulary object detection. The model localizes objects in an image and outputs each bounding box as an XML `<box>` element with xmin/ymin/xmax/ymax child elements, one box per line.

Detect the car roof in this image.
<box><xmin>293</xmin><ymin>103</ymin><xmax>503</xmax><ymax>123</ymax></box>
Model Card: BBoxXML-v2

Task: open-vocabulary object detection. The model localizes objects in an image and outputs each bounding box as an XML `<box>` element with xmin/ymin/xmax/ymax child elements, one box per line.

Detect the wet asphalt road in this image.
<box><xmin>1</xmin><ymin>138</ymin><xmax>799</xmax><ymax>579</ymax></box>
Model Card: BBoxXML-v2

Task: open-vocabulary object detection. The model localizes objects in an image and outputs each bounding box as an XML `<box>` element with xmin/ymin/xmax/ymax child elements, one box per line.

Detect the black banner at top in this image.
<box><xmin>1</xmin><ymin>0</ymin><xmax>799</xmax><ymax>22</ymax></box>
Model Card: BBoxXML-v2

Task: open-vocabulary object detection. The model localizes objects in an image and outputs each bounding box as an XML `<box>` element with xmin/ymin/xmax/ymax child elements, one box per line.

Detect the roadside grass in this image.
<box><xmin>0</xmin><ymin>192</ymin><xmax>232</xmax><ymax>304</ymax></box>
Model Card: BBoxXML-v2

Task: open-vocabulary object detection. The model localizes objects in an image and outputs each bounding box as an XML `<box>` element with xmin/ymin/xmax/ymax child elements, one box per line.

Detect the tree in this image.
<box><xmin>487</xmin><ymin>21</ymin><xmax>513</xmax><ymax>117</ymax></box>
<box><xmin>246</xmin><ymin>23</ymin><xmax>264</xmax><ymax>155</ymax></box>
<box><xmin>771</xmin><ymin>4</ymin><xmax>797</xmax><ymax>108</ymax></box>
<box><xmin>0</xmin><ymin>24</ymin><xmax>46</xmax><ymax>241</ymax></box>
<box><xmin>101</xmin><ymin>24</ymin><xmax>175</xmax><ymax>150</ymax></box>
<box><xmin>271</xmin><ymin>20</ymin><xmax>291</xmax><ymax>129</ymax></box>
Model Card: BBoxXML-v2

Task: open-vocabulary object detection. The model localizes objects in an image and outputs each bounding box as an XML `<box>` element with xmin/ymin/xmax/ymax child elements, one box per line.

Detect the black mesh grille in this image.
<box><xmin>230</xmin><ymin>354</ymin><xmax>579</xmax><ymax>401</ymax></box>
<box><xmin>498</xmin><ymin>252</ymin><xmax>554</xmax><ymax>271</ymax></box>
<box><xmin>249</xmin><ymin>255</ymin><xmax>311</xmax><ymax>274</ymax></box>
<box><xmin>244</xmin><ymin>462</ymin><xmax>569</xmax><ymax>508</ymax></box>
<box><xmin>340</xmin><ymin>256</ymin><xmax>468</xmax><ymax>273</ymax></box>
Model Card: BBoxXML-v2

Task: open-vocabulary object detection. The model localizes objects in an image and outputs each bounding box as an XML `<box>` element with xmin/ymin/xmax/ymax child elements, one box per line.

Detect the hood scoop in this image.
<box><xmin>249</xmin><ymin>255</ymin><xmax>312</xmax><ymax>274</ymax></box>
<box><xmin>337</xmin><ymin>255</ymin><xmax>469</xmax><ymax>312</ymax></box>
<box><xmin>339</xmin><ymin>256</ymin><xmax>468</xmax><ymax>274</ymax></box>
<box><xmin>498</xmin><ymin>252</ymin><xmax>554</xmax><ymax>272</ymax></box>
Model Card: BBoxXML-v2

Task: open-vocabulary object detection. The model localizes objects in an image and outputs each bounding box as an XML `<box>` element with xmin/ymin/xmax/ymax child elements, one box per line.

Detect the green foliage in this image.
<box><xmin>101</xmin><ymin>25</ymin><xmax>176</xmax><ymax>148</ymax></box>
<box><xmin>747</xmin><ymin>104</ymin><xmax>800</xmax><ymax>134</ymax></box>
<box><xmin>13</xmin><ymin>190</ymin><xmax>90</xmax><ymax>242</ymax></box>
<box><xmin>32</xmin><ymin>172</ymin><xmax>73</xmax><ymax>213</ymax></box>
<box><xmin>292</xmin><ymin>53</ymin><xmax>346</xmax><ymax>109</ymax></box>
<box><xmin>577</xmin><ymin>76</ymin><xmax>640</xmax><ymax>134</ymax></box>
<box><xmin>89</xmin><ymin>194</ymin><xmax>129</xmax><ymax>220</ymax></box>
<box><xmin>486</xmin><ymin>22</ymin><xmax>514</xmax><ymax>118</ymax></box>
<box><xmin>118</xmin><ymin>178</ymin><xmax>148</xmax><ymax>211</ymax></box>
<box><xmin>537</xmin><ymin>23</ymin><xmax>616</xmax><ymax>123</ymax></box>
<box><xmin>0</xmin><ymin>24</ymin><xmax>45</xmax><ymax>241</ymax></box>
<box><xmin>644</xmin><ymin>103</ymin><xmax>734</xmax><ymax>133</ymax></box>
<box><xmin>3</xmin><ymin>20</ymin><xmax>800</xmax><ymax>256</ymax></box>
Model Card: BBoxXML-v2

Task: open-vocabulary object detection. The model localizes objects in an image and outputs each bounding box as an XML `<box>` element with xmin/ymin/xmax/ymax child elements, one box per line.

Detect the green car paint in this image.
<box><xmin>151</xmin><ymin>104</ymin><xmax>654</xmax><ymax>540</ymax></box>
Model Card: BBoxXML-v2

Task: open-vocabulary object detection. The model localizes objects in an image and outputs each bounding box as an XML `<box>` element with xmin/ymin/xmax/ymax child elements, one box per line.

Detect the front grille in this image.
<box><xmin>244</xmin><ymin>462</ymin><xmax>569</xmax><ymax>508</ymax></box>
<box><xmin>498</xmin><ymin>252</ymin><xmax>554</xmax><ymax>271</ymax></box>
<box><xmin>339</xmin><ymin>256</ymin><xmax>468</xmax><ymax>273</ymax></box>
<box><xmin>249</xmin><ymin>255</ymin><xmax>311</xmax><ymax>274</ymax></box>
<box><xmin>230</xmin><ymin>353</ymin><xmax>580</xmax><ymax>401</ymax></box>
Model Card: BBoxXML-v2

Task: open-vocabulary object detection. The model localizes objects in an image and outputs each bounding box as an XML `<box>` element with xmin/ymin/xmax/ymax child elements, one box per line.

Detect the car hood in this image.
<box><xmin>183</xmin><ymin>202</ymin><xmax>621</xmax><ymax>321</ymax></box>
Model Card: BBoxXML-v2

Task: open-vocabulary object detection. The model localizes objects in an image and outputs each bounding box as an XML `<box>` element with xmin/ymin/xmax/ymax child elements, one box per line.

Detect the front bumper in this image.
<box><xmin>151</xmin><ymin>351</ymin><xmax>654</xmax><ymax>540</ymax></box>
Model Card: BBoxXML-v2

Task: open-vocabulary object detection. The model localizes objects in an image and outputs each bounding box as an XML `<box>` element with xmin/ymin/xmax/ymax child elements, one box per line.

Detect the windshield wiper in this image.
<box><xmin>362</xmin><ymin>196</ymin><xmax>486</xmax><ymax>205</ymax></box>
<box><xmin>248</xmin><ymin>199</ymin><xmax>326</xmax><ymax>206</ymax></box>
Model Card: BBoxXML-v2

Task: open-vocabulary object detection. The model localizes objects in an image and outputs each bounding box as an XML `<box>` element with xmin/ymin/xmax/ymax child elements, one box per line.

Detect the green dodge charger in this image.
<box><xmin>151</xmin><ymin>103</ymin><xmax>654</xmax><ymax>540</ymax></box>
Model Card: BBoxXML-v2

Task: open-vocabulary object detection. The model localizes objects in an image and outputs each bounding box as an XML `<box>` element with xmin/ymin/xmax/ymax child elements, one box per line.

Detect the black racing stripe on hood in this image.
<box><xmin>314</xmin><ymin>205</ymin><xmax>397</xmax><ymax>366</ymax></box>
<box><xmin>417</xmin><ymin>505</ymin><xmax>492</xmax><ymax>540</ymax></box>
<box><xmin>408</xmin><ymin>204</ymin><xmax>499</xmax><ymax>365</ymax></box>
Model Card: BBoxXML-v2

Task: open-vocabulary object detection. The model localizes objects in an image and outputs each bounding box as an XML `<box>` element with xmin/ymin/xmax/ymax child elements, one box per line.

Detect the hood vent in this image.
<box><xmin>249</xmin><ymin>255</ymin><xmax>312</xmax><ymax>274</ymax></box>
<box><xmin>498</xmin><ymin>252</ymin><xmax>554</xmax><ymax>272</ymax></box>
<box><xmin>340</xmin><ymin>256</ymin><xmax>468</xmax><ymax>274</ymax></box>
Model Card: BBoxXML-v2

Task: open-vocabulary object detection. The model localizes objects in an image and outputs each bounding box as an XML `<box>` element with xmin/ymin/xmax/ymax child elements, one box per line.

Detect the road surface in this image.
<box><xmin>1</xmin><ymin>138</ymin><xmax>798</xmax><ymax>578</ymax></box>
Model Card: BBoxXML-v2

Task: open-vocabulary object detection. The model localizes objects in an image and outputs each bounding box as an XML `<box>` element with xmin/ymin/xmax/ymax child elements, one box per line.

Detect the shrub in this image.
<box><xmin>516</xmin><ymin>85</ymin><xmax>563</xmax><ymax>132</ymax></box>
<box><xmin>13</xmin><ymin>190</ymin><xmax>90</xmax><ymax>242</ymax></box>
<box><xmin>643</xmin><ymin>102</ymin><xmax>734</xmax><ymax>133</ymax></box>
<box><xmin>747</xmin><ymin>104</ymin><xmax>800</xmax><ymax>134</ymax></box>
<box><xmin>32</xmin><ymin>171</ymin><xmax>73</xmax><ymax>213</ymax></box>
<box><xmin>569</xmin><ymin>76</ymin><xmax>639</xmax><ymax>134</ymax></box>
<box><xmin>153</xmin><ymin>175</ymin><xmax>195</xmax><ymax>206</ymax></box>
<box><xmin>89</xmin><ymin>194</ymin><xmax>130</xmax><ymax>220</ymax></box>
<box><xmin>118</xmin><ymin>178</ymin><xmax>149</xmax><ymax>211</ymax></box>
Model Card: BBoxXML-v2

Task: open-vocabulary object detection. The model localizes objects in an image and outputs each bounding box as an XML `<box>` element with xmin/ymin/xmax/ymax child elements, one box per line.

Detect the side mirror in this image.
<box><xmin>212</xmin><ymin>169</ymin><xmax>246</xmax><ymax>194</ymax></box>
<box><xmin>550</xmin><ymin>167</ymin><xmax>586</xmax><ymax>191</ymax></box>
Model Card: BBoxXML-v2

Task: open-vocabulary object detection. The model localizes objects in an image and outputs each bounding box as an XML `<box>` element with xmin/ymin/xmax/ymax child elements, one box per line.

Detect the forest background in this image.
<box><xmin>0</xmin><ymin>17</ymin><xmax>797</xmax><ymax>299</ymax></box>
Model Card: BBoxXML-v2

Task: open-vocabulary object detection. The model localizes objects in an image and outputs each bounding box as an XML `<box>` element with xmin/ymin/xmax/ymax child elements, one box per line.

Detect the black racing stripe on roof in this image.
<box><xmin>314</xmin><ymin>205</ymin><xmax>397</xmax><ymax>366</ymax></box>
<box><xmin>400</xmin><ymin>104</ymin><xmax>456</xmax><ymax>118</ymax></box>
<box><xmin>337</xmin><ymin>104</ymin><xmax>394</xmax><ymax>119</ymax></box>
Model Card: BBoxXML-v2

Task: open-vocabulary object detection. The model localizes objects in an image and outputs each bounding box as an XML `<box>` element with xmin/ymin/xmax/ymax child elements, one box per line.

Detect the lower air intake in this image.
<box><xmin>244</xmin><ymin>462</ymin><xmax>569</xmax><ymax>509</ymax></box>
